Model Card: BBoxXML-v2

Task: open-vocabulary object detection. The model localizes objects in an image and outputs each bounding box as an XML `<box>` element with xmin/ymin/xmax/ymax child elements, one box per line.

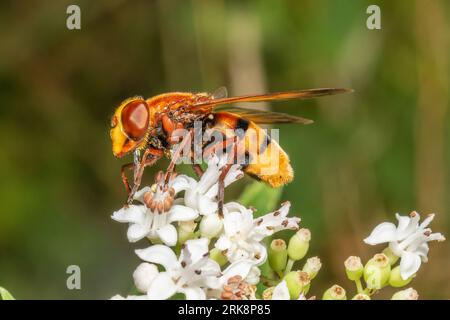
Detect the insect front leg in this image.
<box><xmin>126</xmin><ymin>148</ymin><xmax>163</xmax><ymax>205</ymax></box>
<box><xmin>121</xmin><ymin>163</ymin><xmax>134</xmax><ymax>196</ymax></box>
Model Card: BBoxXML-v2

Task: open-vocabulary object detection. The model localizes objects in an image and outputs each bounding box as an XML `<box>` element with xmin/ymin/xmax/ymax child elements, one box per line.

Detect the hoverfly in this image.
<box><xmin>110</xmin><ymin>87</ymin><xmax>351</xmax><ymax>212</ymax></box>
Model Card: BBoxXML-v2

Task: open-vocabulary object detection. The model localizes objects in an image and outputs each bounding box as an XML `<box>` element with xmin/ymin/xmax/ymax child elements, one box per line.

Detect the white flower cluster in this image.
<box><xmin>111</xmin><ymin>155</ymin><xmax>300</xmax><ymax>300</ymax></box>
<box><xmin>364</xmin><ymin>211</ymin><xmax>446</xmax><ymax>280</ymax></box>
<box><xmin>110</xmin><ymin>155</ymin><xmax>446</xmax><ymax>300</ymax></box>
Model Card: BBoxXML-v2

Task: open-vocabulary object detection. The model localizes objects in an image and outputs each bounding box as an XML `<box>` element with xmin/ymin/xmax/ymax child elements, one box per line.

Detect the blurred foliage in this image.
<box><xmin>238</xmin><ymin>181</ymin><xmax>282</xmax><ymax>215</ymax></box>
<box><xmin>0</xmin><ymin>0</ymin><xmax>449</xmax><ymax>299</ymax></box>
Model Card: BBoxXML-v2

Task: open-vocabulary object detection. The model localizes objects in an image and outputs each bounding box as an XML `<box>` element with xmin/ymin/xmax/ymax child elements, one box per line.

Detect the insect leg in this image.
<box><xmin>192</xmin><ymin>164</ymin><xmax>204</xmax><ymax>178</ymax></box>
<box><xmin>203</xmin><ymin>136</ymin><xmax>236</xmax><ymax>158</ymax></box>
<box><xmin>217</xmin><ymin>136</ymin><xmax>240</xmax><ymax>217</ymax></box>
<box><xmin>121</xmin><ymin>163</ymin><xmax>134</xmax><ymax>195</ymax></box>
<box><xmin>217</xmin><ymin>164</ymin><xmax>231</xmax><ymax>218</ymax></box>
<box><xmin>164</xmin><ymin>129</ymin><xmax>193</xmax><ymax>184</ymax></box>
<box><xmin>127</xmin><ymin>148</ymin><xmax>163</xmax><ymax>204</ymax></box>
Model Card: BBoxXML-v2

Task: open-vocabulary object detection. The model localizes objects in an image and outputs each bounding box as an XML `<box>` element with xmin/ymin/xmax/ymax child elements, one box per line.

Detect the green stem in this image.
<box><xmin>354</xmin><ymin>278</ymin><xmax>364</xmax><ymax>294</ymax></box>
<box><xmin>284</xmin><ymin>258</ymin><xmax>295</xmax><ymax>274</ymax></box>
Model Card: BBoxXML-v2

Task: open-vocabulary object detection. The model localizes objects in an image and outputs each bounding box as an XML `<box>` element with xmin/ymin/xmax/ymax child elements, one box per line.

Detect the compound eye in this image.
<box><xmin>121</xmin><ymin>99</ymin><xmax>149</xmax><ymax>141</ymax></box>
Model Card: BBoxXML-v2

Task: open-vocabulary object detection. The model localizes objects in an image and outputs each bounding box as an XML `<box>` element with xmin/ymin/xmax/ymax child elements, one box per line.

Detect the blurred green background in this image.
<box><xmin>0</xmin><ymin>0</ymin><xmax>449</xmax><ymax>299</ymax></box>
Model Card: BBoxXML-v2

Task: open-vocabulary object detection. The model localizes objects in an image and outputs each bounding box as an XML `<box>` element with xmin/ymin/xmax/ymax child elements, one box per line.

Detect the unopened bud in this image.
<box><xmin>344</xmin><ymin>256</ymin><xmax>363</xmax><ymax>280</ymax></box>
<box><xmin>200</xmin><ymin>214</ymin><xmax>223</xmax><ymax>239</ymax></box>
<box><xmin>287</xmin><ymin>228</ymin><xmax>310</xmax><ymax>261</ymax></box>
<box><xmin>388</xmin><ymin>266</ymin><xmax>414</xmax><ymax>287</ymax></box>
<box><xmin>322</xmin><ymin>285</ymin><xmax>347</xmax><ymax>300</ymax></box>
<box><xmin>364</xmin><ymin>253</ymin><xmax>391</xmax><ymax>290</ymax></box>
<box><xmin>133</xmin><ymin>263</ymin><xmax>159</xmax><ymax>293</ymax></box>
<box><xmin>382</xmin><ymin>247</ymin><xmax>399</xmax><ymax>265</ymax></box>
<box><xmin>269</xmin><ymin>239</ymin><xmax>288</xmax><ymax>272</ymax></box>
<box><xmin>391</xmin><ymin>288</ymin><xmax>419</xmax><ymax>300</ymax></box>
<box><xmin>284</xmin><ymin>271</ymin><xmax>310</xmax><ymax>299</ymax></box>
<box><xmin>302</xmin><ymin>257</ymin><xmax>321</xmax><ymax>280</ymax></box>
<box><xmin>178</xmin><ymin>220</ymin><xmax>197</xmax><ymax>245</ymax></box>
<box><xmin>352</xmin><ymin>293</ymin><xmax>371</xmax><ymax>300</ymax></box>
<box><xmin>209</xmin><ymin>248</ymin><xmax>228</xmax><ymax>266</ymax></box>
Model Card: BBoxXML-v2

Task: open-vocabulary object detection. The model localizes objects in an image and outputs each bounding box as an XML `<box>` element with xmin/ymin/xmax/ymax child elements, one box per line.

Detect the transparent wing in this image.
<box><xmin>220</xmin><ymin>108</ymin><xmax>314</xmax><ymax>124</ymax></box>
<box><xmin>189</xmin><ymin>88</ymin><xmax>352</xmax><ymax>119</ymax></box>
<box><xmin>211</xmin><ymin>86</ymin><xmax>228</xmax><ymax>100</ymax></box>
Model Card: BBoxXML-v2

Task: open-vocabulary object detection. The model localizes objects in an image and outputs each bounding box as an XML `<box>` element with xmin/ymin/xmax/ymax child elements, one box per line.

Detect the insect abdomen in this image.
<box><xmin>211</xmin><ymin>112</ymin><xmax>294</xmax><ymax>188</ymax></box>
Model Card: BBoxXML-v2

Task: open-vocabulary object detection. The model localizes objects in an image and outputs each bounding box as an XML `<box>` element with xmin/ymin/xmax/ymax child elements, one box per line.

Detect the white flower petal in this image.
<box><xmin>111</xmin><ymin>205</ymin><xmax>146</xmax><ymax>224</ymax></box>
<box><xmin>389</xmin><ymin>241</ymin><xmax>403</xmax><ymax>257</ymax></box>
<box><xmin>181</xmin><ymin>287</ymin><xmax>206</xmax><ymax>300</ymax></box>
<box><xmin>220</xmin><ymin>260</ymin><xmax>254</xmax><ymax>286</ymax></box>
<box><xmin>223</xmin><ymin>165</ymin><xmax>243</xmax><ymax>187</ymax></box>
<box><xmin>415</xmin><ymin>243</ymin><xmax>429</xmax><ymax>262</ymax></box>
<box><xmin>397</xmin><ymin>213</ymin><xmax>420</xmax><ymax>240</ymax></box>
<box><xmin>156</xmin><ymin>224</ymin><xmax>178</xmax><ymax>247</ymax></box>
<box><xmin>197</xmin><ymin>163</ymin><xmax>220</xmax><ymax>194</ymax></box>
<box><xmin>135</xmin><ymin>245</ymin><xmax>178</xmax><ymax>270</ymax></box>
<box><xmin>428</xmin><ymin>232</ymin><xmax>445</xmax><ymax>242</ymax></box>
<box><xmin>215</xmin><ymin>236</ymin><xmax>232</xmax><ymax>251</ymax></box>
<box><xmin>252</xmin><ymin>242</ymin><xmax>268</xmax><ymax>265</ymax></box>
<box><xmin>223</xmin><ymin>205</ymin><xmax>253</xmax><ymax>236</ymax></box>
<box><xmin>133</xmin><ymin>187</ymin><xmax>152</xmax><ymax>203</ymax></box>
<box><xmin>147</xmin><ymin>272</ymin><xmax>178</xmax><ymax>300</ymax></box>
<box><xmin>272</xmin><ymin>281</ymin><xmax>290</xmax><ymax>300</ymax></box>
<box><xmin>395</xmin><ymin>213</ymin><xmax>411</xmax><ymax>236</ymax></box>
<box><xmin>364</xmin><ymin>222</ymin><xmax>397</xmax><ymax>245</ymax></box>
<box><xmin>198</xmin><ymin>195</ymin><xmax>218</xmax><ymax>215</ymax></box>
<box><xmin>419</xmin><ymin>213</ymin><xmax>435</xmax><ymax>230</ymax></box>
<box><xmin>181</xmin><ymin>238</ymin><xmax>209</xmax><ymax>264</ymax></box>
<box><xmin>171</xmin><ymin>175</ymin><xmax>191</xmax><ymax>193</ymax></box>
<box><xmin>246</xmin><ymin>266</ymin><xmax>261</xmax><ymax>285</ymax></box>
<box><xmin>168</xmin><ymin>205</ymin><xmax>199</xmax><ymax>222</ymax></box>
<box><xmin>127</xmin><ymin>222</ymin><xmax>150</xmax><ymax>243</ymax></box>
<box><xmin>200</xmin><ymin>213</ymin><xmax>223</xmax><ymax>238</ymax></box>
<box><xmin>400</xmin><ymin>251</ymin><xmax>421</xmax><ymax>280</ymax></box>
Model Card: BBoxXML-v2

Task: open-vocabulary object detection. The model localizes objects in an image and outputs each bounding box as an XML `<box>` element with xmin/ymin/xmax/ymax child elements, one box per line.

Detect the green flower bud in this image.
<box><xmin>351</xmin><ymin>293</ymin><xmax>371</xmax><ymax>300</ymax></box>
<box><xmin>287</xmin><ymin>228</ymin><xmax>311</xmax><ymax>261</ymax></box>
<box><xmin>302</xmin><ymin>283</ymin><xmax>311</xmax><ymax>295</ymax></box>
<box><xmin>199</xmin><ymin>214</ymin><xmax>223</xmax><ymax>239</ymax></box>
<box><xmin>363</xmin><ymin>253</ymin><xmax>391</xmax><ymax>290</ymax></box>
<box><xmin>209</xmin><ymin>248</ymin><xmax>228</xmax><ymax>266</ymax></box>
<box><xmin>344</xmin><ymin>256</ymin><xmax>363</xmax><ymax>281</ymax></box>
<box><xmin>302</xmin><ymin>257</ymin><xmax>322</xmax><ymax>280</ymax></box>
<box><xmin>382</xmin><ymin>247</ymin><xmax>399</xmax><ymax>265</ymax></box>
<box><xmin>269</xmin><ymin>239</ymin><xmax>288</xmax><ymax>272</ymax></box>
<box><xmin>391</xmin><ymin>288</ymin><xmax>419</xmax><ymax>300</ymax></box>
<box><xmin>177</xmin><ymin>220</ymin><xmax>197</xmax><ymax>245</ymax></box>
<box><xmin>284</xmin><ymin>271</ymin><xmax>310</xmax><ymax>299</ymax></box>
<box><xmin>388</xmin><ymin>266</ymin><xmax>414</xmax><ymax>288</ymax></box>
<box><xmin>322</xmin><ymin>285</ymin><xmax>347</xmax><ymax>300</ymax></box>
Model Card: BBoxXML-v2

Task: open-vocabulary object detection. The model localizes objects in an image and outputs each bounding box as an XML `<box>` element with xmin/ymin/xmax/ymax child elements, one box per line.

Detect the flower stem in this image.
<box><xmin>354</xmin><ymin>278</ymin><xmax>364</xmax><ymax>294</ymax></box>
<box><xmin>284</xmin><ymin>258</ymin><xmax>295</xmax><ymax>274</ymax></box>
